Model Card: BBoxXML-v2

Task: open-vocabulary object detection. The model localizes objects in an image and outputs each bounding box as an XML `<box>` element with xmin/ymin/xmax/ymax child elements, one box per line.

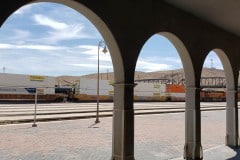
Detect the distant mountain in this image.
<box><xmin>56</xmin><ymin>68</ymin><xmax>228</xmax><ymax>86</ymax></box>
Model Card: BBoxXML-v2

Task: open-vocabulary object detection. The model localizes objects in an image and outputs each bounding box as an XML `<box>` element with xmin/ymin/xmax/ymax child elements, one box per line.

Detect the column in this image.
<box><xmin>226</xmin><ymin>89</ymin><xmax>239</xmax><ymax>147</ymax></box>
<box><xmin>184</xmin><ymin>87</ymin><xmax>203</xmax><ymax>160</ymax></box>
<box><xmin>111</xmin><ymin>82</ymin><xmax>135</xmax><ymax>160</ymax></box>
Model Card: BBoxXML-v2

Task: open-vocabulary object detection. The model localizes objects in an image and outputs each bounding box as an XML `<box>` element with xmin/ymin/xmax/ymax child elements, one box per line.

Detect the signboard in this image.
<box><xmin>29</xmin><ymin>75</ymin><xmax>45</xmax><ymax>82</ymax></box>
<box><xmin>36</xmin><ymin>88</ymin><xmax>44</xmax><ymax>94</ymax></box>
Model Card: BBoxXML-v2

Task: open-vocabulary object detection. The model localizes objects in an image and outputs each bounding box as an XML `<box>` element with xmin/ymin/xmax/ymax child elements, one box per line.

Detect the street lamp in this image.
<box><xmin>95</xmin><ymin>40</ymin><xmax>108</xmax><ymax>124</ymax></box>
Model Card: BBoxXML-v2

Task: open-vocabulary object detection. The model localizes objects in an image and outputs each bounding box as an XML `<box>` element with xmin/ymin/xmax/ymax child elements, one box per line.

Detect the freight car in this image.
<box><xmin>200</xmin><ymin>90</ymin><xmax>226</xmax><ymax>102</ymax></box>
<box><xmin>0</xmin><ymin>73</ymin><xmax>64</xmax><ymax>103</ymax></box>
<box><xmin>69</xmin><ymin>78</ymin><xmax>186</xmax><ymax>102</ymax></box>
<box><xmin>0</xmin><ymin>73</ymin><xmax>231</xmax><ymax>102</ymax></box>
<box><xmin>69</xmin><ymin>78</ymin><xmax>227</xmax><ymax>102</ymax></box>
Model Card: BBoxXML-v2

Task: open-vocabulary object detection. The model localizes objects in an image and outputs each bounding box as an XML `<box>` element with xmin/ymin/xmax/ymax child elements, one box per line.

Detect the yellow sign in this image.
<box><xmin>108</xmin><ymin>80</ymin><xmax>114</xmax><ymax>85</ymax></box>
<box><xmin>108</xmin><ymin>90</ymin><xmax>114</xmax><ymax>95</ymax></box>
<box><xmin>29</xmin><ymin>75</ymin><xmax>45</xmax><ymax>81</ymax></box>
<box><xmin>154</xmin><ymin>84</ymin><xmax>160</xmax><ymax>88</ymax></box>
<box><xmin>37</xmin><ymin>88</ymin><xmax>44</xmax><ymax>94</ymax></box>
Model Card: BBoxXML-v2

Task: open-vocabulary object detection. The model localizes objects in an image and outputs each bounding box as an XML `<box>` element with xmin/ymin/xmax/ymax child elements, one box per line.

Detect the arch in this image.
<box><xmin>212</xmin><ymin>49</ymin><xmax>235</xmax><ymax>90</ymax></box>
<box><xmin>0</xmin><ymin>0</ymin><xmax>124</xmax><ymax>82</ymax></box>
<box><xmin>136</xmin><ymin>31</ymin><xmax>195</xmax><ymax>86</ymax></box>
<box><xmin>135</xmin><ymin>31</ymin><xmax>202</xmax><ymax>159</ymax></box>
<box><xmin>201</xmin><ymin>49</ymin><xmax>235</xmax><ymax>90</ymax></box>
<box><xmin>201</xmin><ymin>48</ymin><xmax>239</xmax><ymax>148</ymax></box>
<box><xmin>159</xmin><ymin>32</ymin><xmax>195</xmax><ymax>87</ymax></box>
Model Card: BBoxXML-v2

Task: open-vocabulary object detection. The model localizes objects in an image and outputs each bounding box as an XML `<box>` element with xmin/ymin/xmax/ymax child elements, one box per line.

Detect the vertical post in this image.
<box><xmin>95</xmin><ymin>40</ymin><xmax>107</xmax><ymax>124</ymax></box>
<box><xmin>32</xmin><ymin>88</ymin><xmax>37</xmax><ymax>127</ymax></box>
<box><xmin>184</xmin><ymin>87</ymin><xmax>203</xmax><ymax>160</ymax></box>
<box><xmin>107</xmin><ymin>69</ymin><xmax>109</xmax><ymax>80</ymax></box>
<box><xmin>95</xmin><ymin>43</ymin><xmax>100</xmax><ymax>124</ymax></box>
<box><xmin>226</xmin><ymin>89</ymin><xmax>239</xmax><ymax>146</ymax></box>
<box><xmin>112</xmin><ymin>82</ymin><xmax>136</xmax><ymax>160</ymax></box>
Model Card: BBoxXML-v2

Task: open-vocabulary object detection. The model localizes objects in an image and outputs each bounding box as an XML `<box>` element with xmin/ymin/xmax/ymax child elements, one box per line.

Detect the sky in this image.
<box><xmin>0</xmin><ymin>2</ymin><xmax>223</xmax><ymax>77</ymax></box>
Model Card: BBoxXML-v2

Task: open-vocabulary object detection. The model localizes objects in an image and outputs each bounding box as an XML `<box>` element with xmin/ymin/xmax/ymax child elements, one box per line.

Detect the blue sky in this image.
<box><xmin>0</xmin><ymin>2</ymin><xmax>222</xmax><ymax>76</ymax></box>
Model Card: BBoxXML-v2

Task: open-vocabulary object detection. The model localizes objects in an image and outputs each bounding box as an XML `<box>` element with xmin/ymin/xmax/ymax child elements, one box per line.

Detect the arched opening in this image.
<box><xmin>201</xmin><ymin>49</ymin><xmax>233</xmax><ymax>158</ymax></box>
<box><xmin>0</xmin><ymin>2</ymin><xmax>120</xmax><ymax>159</ymax></box>
<box><xmin>134</xmin><ymin>32</ymin><xmax>193</xmax><ymax>159</ymax></box>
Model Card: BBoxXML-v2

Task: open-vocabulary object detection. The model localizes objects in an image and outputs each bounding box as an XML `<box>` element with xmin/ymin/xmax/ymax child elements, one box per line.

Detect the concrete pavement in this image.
<box><xmin>0</xmin><ymin>108</ymin><xmax>239</xmax><ymax>159</ymax></box>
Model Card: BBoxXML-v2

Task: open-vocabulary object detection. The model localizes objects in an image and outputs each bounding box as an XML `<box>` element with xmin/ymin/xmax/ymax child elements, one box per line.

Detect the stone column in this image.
<box><xmin>184</xmin><ymin>87</ymin><xmax>203</xmax><ymax>160</ymax></box>
<box><xmin>226</xmin><ymin>89</ymin><xmax>239</xmax><ymax>147</ymax></box>
<box><xmin>111</xmin><ymin>82</ymin><xmax>135</xmax><ymax>160</ymax></box>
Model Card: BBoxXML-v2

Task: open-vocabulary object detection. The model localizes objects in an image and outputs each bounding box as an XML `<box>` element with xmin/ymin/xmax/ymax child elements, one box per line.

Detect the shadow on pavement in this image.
<box><xmin>227</xmin><ymin>147</ymin><xmax>240</xmax><ymax>160</ymax></box>
<box><xmin>88</xmin><ymin>122</ymin><xmax>100</xmax><ymax>128</ymax></box>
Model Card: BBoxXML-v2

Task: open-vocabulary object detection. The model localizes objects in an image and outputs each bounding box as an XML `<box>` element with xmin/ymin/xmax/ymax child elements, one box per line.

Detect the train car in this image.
<box><xmin>72</xmin><ymin>78</ymin><xmax>114</xmax><ymax>102</ymax></box>
<box><xmin>200</xmin><ymin>89</ymin><xmax>226</xmax><ymax>102</ymax></box>
<box><xmin>0</xmin><ymin>74</ymin><xmax>231</xmax><ymax>102</ymax></box>
<box><xmin>71</xmin><ymin>78</ymin><xmax>186</xmax><ymax>102</ymax></box>
<box><xmin>165</xmin><ymin>84</ymin><xmax>185</xmax><ymax>101</ymax></box>
<box><xmin>134</xmin><ymin>83</ymin><xmax>185</xmax><ymax>101</ymax></box>
<box><xmin>134</xmin><ymin>83</ymin><xmax>167</xmax><ymax>101</ymax></box>
<box><xmin>0</xmin><ymin>73</ymin><xmax>64</xmax><ymax>102</ymax></box>
<box><xmin>69</xmin><ymin>78</ymin><xmax>230</xmax><ymax>102</ymax></box>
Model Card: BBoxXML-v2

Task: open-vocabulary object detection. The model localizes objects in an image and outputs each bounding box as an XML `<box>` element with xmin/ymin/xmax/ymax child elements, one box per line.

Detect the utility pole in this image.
<box><xmin>210</xmin><ymin>59</ymin><xmax>213</xmax><ymax>69</ymax></box>
<box><xmin>3</xmin><ymin>66</ymin><xmax>5</xmax><ymax>73</ymax></box>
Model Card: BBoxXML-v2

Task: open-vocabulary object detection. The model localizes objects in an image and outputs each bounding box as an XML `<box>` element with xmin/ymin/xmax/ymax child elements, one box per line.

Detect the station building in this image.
<box><xmin>1</xmin><ymin>1</ymin><xmax>240</xmax><ymax>159</ymax></box>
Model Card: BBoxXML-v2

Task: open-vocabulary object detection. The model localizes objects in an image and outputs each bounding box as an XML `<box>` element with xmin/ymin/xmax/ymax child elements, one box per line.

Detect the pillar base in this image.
<box><xmin>111</xmin><ymin>155</ymin><xmax>135</xmax><ymax>160</ymax></box>
<box><xmin>184</xmin><ymin>142</ymin><xmax>203</xmax><ymax>160</ymax></box>
<box><xmin>226</xmin><ymin>134</ymin><xmax>240</xmax><ymax>147</ymax></box>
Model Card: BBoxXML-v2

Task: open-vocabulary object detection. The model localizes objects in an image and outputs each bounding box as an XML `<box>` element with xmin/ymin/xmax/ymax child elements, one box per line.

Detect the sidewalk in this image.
<box><xmin>0</xmin><ymin>110</ymin><xmax>238</xmax><ymax>160</ymax></box>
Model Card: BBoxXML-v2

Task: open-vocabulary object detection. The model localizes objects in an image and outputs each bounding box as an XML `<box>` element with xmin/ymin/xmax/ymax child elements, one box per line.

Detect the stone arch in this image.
<box><xmin>210</xmin><ymin>49</ymin><xmax>239</xmax><ymax>147</ymax></box>
<box><xmin>211</xmin><ymin>49</ymin><xmax>235</xmax><ymax>90</ymax></box>
<box><xmin>202</xmin><ymin>48</ymin><xmax>239</xmax><ymax>147</ymax></box>
<box><xmin>0</xmin><ymin>0</ymin><xmax>124</xmax><ymax>82</ymax></box>
<box><xmin>159</xmin><ymin>32</ymin><xmax>194</xmax><ymax>87</ymax></box>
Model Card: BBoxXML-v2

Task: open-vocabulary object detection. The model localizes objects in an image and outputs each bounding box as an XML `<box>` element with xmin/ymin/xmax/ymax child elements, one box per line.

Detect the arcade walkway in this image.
<box><xmin>1</xmin><ymin>1</ymin><xmax>240</xmax><ymax>159</ymax></box>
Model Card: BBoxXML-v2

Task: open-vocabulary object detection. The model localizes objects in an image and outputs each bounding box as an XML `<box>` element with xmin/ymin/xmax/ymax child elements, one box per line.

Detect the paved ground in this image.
<box><xmin>0</xmin><ymin>102</ymin><xmax>229</xmax><ymax>124</ymax></box>
<box><xmin>0</xmin><ymin>103</ymin><xmax>239</xmax><ymax>160</ymax></box>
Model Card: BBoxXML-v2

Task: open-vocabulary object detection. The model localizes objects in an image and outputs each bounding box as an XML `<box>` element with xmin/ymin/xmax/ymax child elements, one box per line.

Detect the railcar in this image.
<box><xmin>0</xmin><ymin>74</ymin><xmax>231</xmax><ymax>102</ymax></box>
<box><xmin>69</xmin><ymin>78</ymin><xmax>227</xmax><ymax>102</ymax></box>
<box><xmin>0</xmin><ymin>73</ymin><xmax>64</xmax><ymax>103</ymax></box>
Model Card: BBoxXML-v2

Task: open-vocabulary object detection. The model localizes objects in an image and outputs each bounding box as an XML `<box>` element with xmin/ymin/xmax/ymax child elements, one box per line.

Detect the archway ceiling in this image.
<box><xmin>163</xmin><ymin>0</ymin><xmax>240</xmax><ymax>37</ymax></box>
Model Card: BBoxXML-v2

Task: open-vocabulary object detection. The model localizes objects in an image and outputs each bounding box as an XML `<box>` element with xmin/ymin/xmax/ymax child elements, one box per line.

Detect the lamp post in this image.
<box><xmin>95</xmin><ymin>40</ymin><xmax>108</xmax><ymax>124</ymax></box>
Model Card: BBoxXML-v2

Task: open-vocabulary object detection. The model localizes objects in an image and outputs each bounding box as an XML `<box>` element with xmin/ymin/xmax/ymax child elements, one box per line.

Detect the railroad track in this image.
<box><xmin>0</xmin><ymin>102</ymin><xmax>236</xmax><ymax>125</ymax></box>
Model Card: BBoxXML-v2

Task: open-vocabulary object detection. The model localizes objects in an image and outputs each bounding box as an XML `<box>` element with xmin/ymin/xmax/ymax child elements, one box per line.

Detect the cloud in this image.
<box><xmin>136</xmin><ymin>60</ymin><xmax>172</xmax><ymax>72</ymax></box>
<box><xmin>162</xmin><ymin>57</ymin><xmax>182</xmax><ymax>64</ymax></box>
<box><xmin>0</xmin><ymin>43</ymin><xmax>66</xmax><ymax>50</ymax></box>
<box><xmin>0</xmin><ymin>42</ymin><xmax>113</xmax><ymax>76</ymax></box>
<box><xmin>0</xmin><ymin>3</ymin><xmax>112</xmax><ymax>76</ymax></box>
<box><xmin>11</xmin><ymin>29</ymin><xmax>31</xmax><ymax>40</ymax></box>
<box><xmin>88</xmin><ymin>55</ymin><xmax>112</xmax><ymax>62</ymax></box>
<box><xmin>71</xmin><ymin>63</ymin><xmax>112</xmax><ymax>69</ymax></box>
<box><xmin>76</xmin><ymin>45</ymin><xmax>96</xmax><ymax>54</ymax></box>
<box><xmin>32</xmin><ymin>14</ymin><xmax>93</xmax><ymax>43</ymax></box>
<box><xmin>33</xmin><ymin>14</ymin><xmax>68</xmax><ymax>30</ymax></box>
<box><xmin>75</xmin><ymin>45</ymin><xmax>112</xmax><ymax>62</ymax></box>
